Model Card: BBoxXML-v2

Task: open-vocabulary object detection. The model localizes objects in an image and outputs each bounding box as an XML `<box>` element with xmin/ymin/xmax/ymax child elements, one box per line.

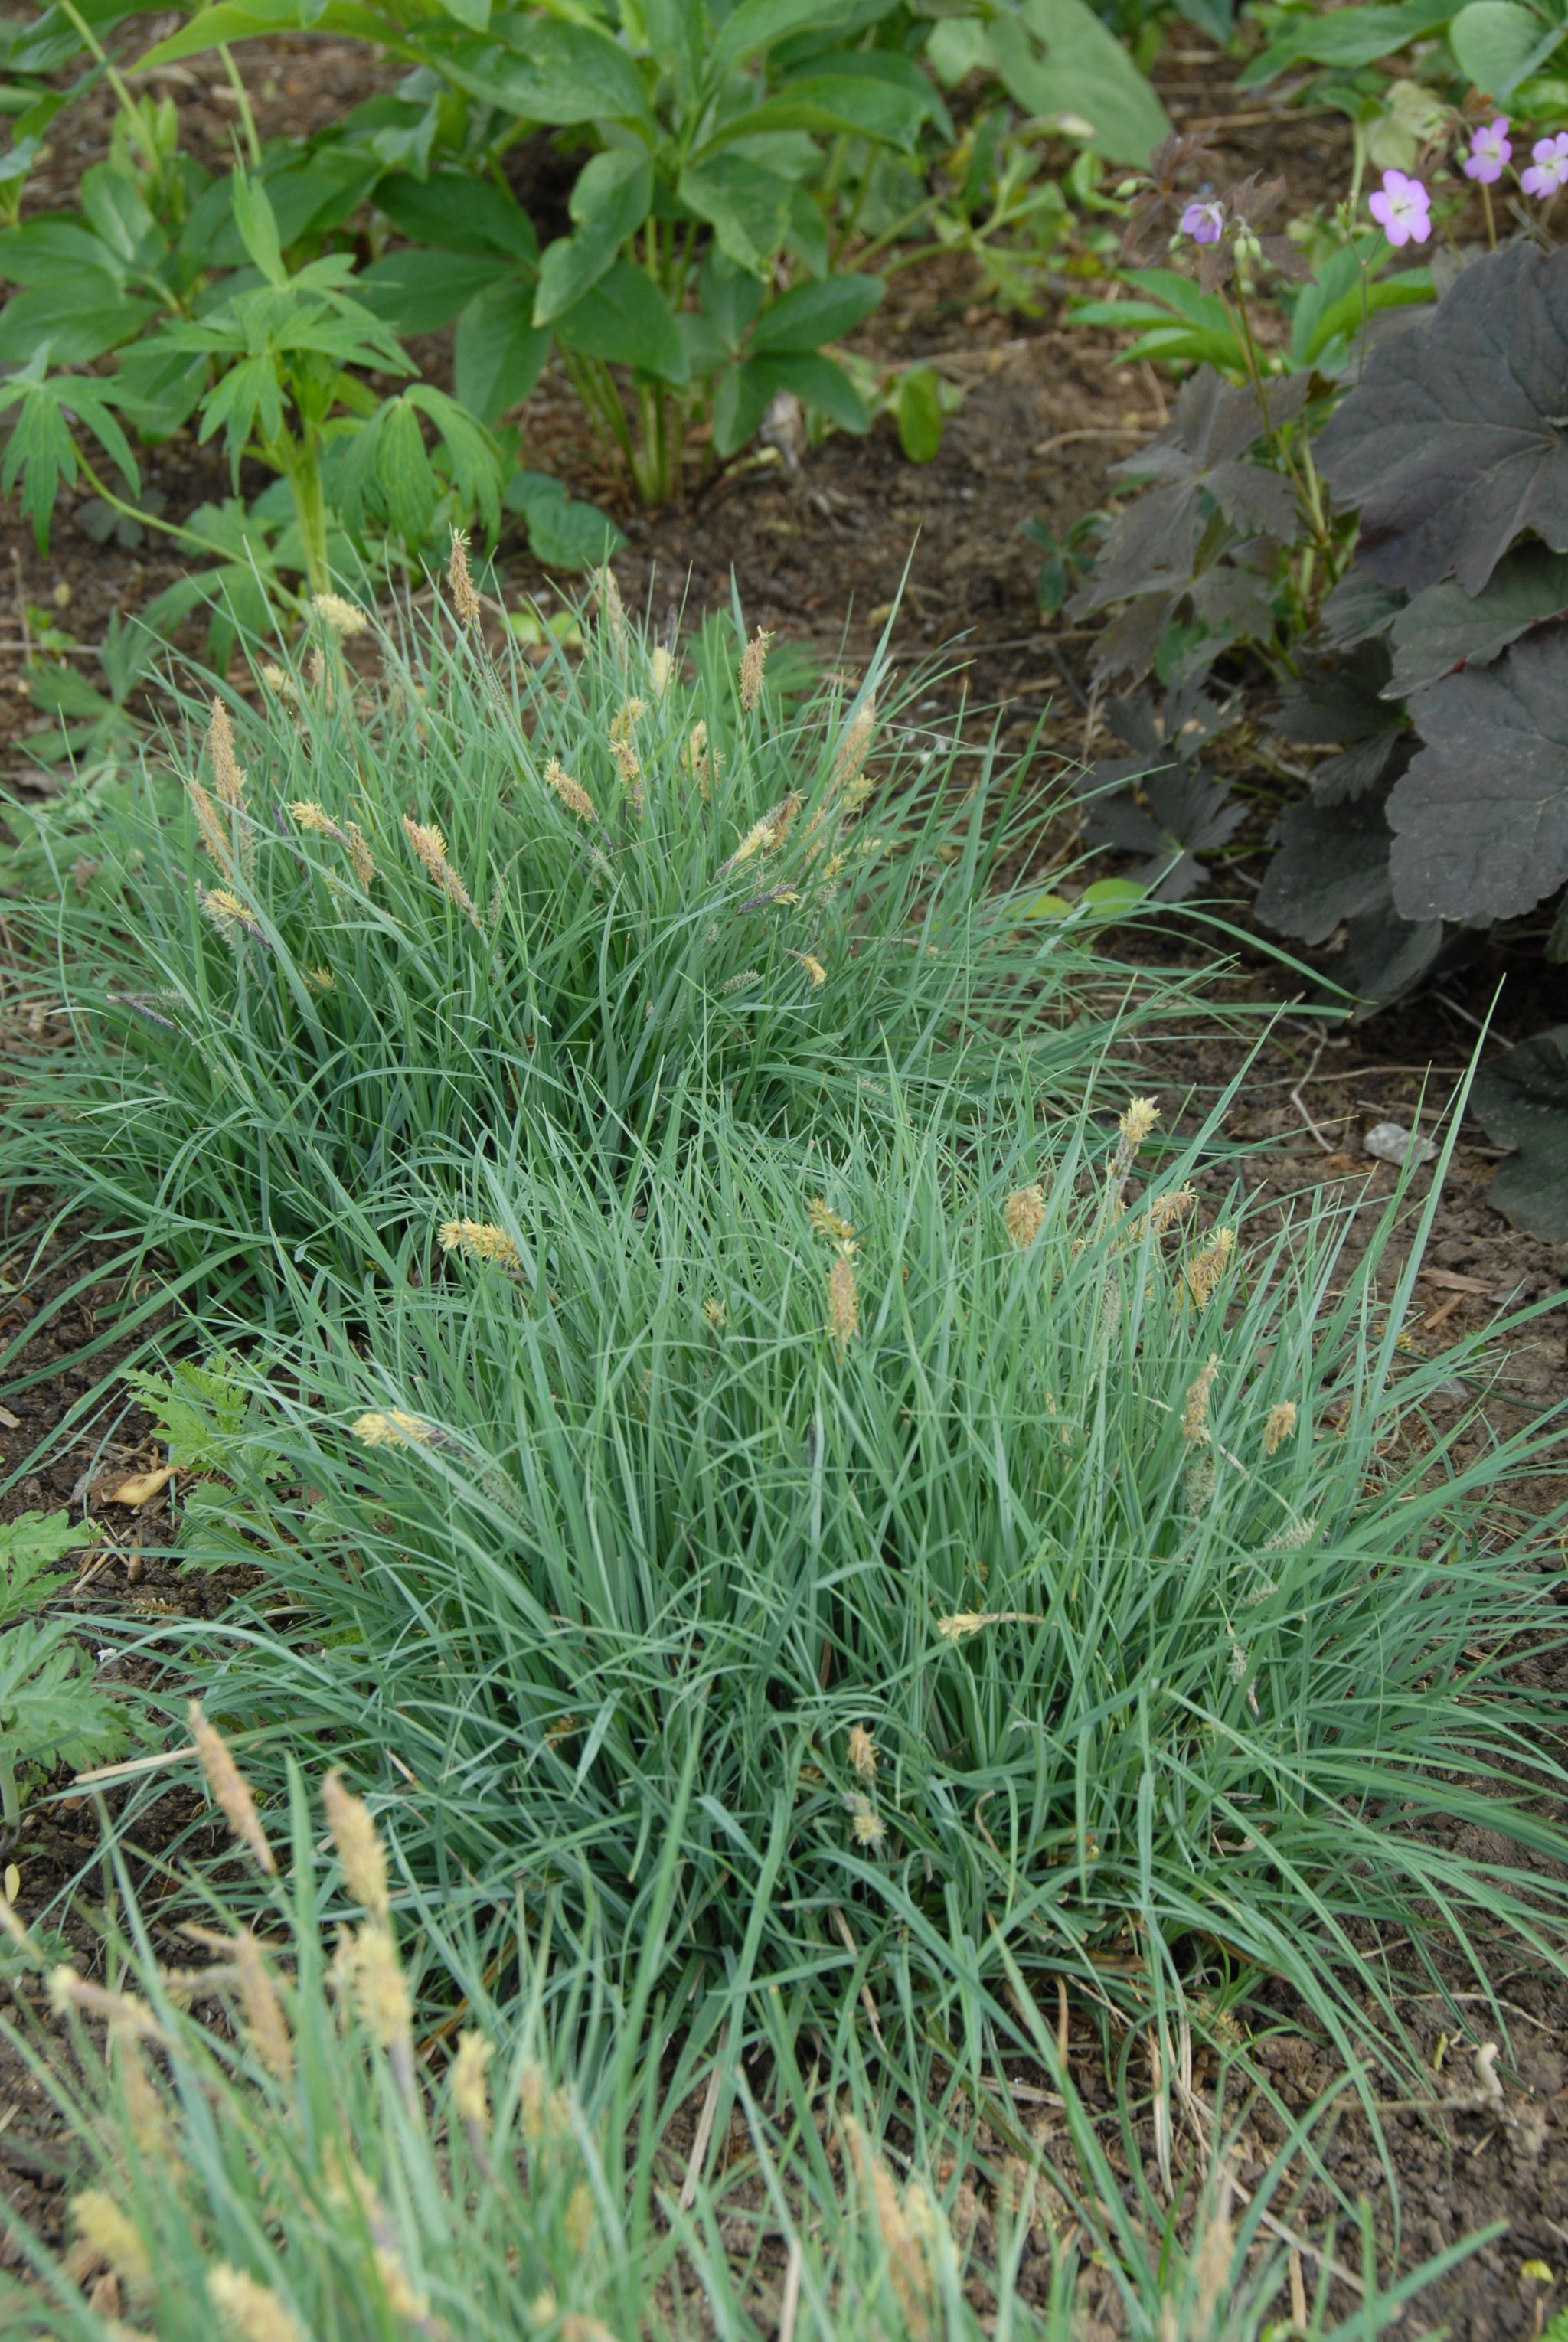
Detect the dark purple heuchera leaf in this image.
<box><xmin>1317</xmin><ymin>567</ymin><xmax>1404</xmax><ymax>650</ymax></box>
<box><xmin>1075</xmin><ymin>365</ymin><xmax>1308</xmax><ymax>612</ymax></box>
<box><xmin>1076</xmin><ymin>684</ymin><xmax>1243</xmax><ymax>899</ymax></box>
<box><xmin>1471</xmin><ymin>1026</ymin><xmax>1568</xmax><ymax>1240</ymax></box>
<box><xmin>1390</xmin><ymin>619</ymin><xmax>1568</xmax><ymax>919</ymax></box>
<box><xmin>1253</xmin><ymin>781</ymin><xmax>1451</xmax><ymax>1004</ymax></box>
<box><xmin>1269</xmin><ymin>640</ymin><xmax>1406</xmax><ymax>803</ymax></box>
<box><xmin>1385</xmin><ymin>542</ymin><xmax>1568</xmax><ymax>694</ymax></box>
<box><xmin>1315</xmin><ymin>242</ymin><xmax>1568</xmax><ymax>597</ymax></box>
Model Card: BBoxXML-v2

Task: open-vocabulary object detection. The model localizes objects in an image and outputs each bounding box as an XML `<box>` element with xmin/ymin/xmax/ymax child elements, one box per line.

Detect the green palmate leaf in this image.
<box><xmin>1386</xmin><ymin>543</ymin><xmax>1568</xmax><ymax>695</ymax></box>
<box><xmin>506</xmin><ymin>469</ymin><xmax>626</xmax><ymax>567</ymax></box>
<box><xmin>376</xmin><ymin>168</ymin><xmax>539</xmax><ymax>260</ymax></box>
<box><xmin>1449</xmin><ymin>0</ymin><xmax>1568</xmax><ymax>99</ymax></box>
<box><xmin>0</xmin><ymin>217</ymin><xmax>129</xmax><ymax>285</ymax></box>
<box><xmin>424</xmin><ymin>15</ymin><xmax>653</xmax><ymax>125</ymax></box>
<box><xmin>0</xmin><ymin>361</ymin><xmax>139</xmax><ymax>550</ymax></box>
<box><xmin>78</xmin><ymin>162</ymin><xmax>165</xmax><ymax>273</ymax></box>
<box><xmin>358</xmin><ymin>248</ymin><xmax>515</xmax><ymax>333</ymax></box>
<box><xmin>0</xmin><ymin>1511</ymin><xmax>93</xmax><ymax>1630</ymax></box>
<box><xmin>985</xmin><ymin>0</ymin><xmax>1170</xmax><ymax>166</ymax></box>
<box><xmin>456</xmin><ymin>276</ymin><xmax>552</xmax><ymax>424</ymax></box>
<box><xmin>0</xmin><ymin>1618</ymin><xmax>126</xmax><ymax>1782</ymax></box>
<box><xmin>678</xmin><ymin>154</ymin><xmax>795</xmax><ymax>275</ymax></box>
<box><xmin>126</xmin><ymin>1353</ymin><xmax>249</xmax><ymax>1470</ymax></box>
<box><xmin>747</xmin><ymin>269</ymin><xmax>884</xmax><ymax>354</ymax></box>
<box><xmin>533</xmin><ymin>149</ymin><xmax>653</xmax><ymax>326</ymax></box>
<box><xmin>1471</xmin><ymin>1026</ymin><xmax>1568</xmax><ymax>1238</ymax></box>
<box><xmin>554</xmin><ymin>260</ymin><xmax>687</xmax><ymax>381</ymax></box>
<box><xmin>1393</xmin><ymin>619</ymin><xmax>1568</xmax><ymax>920</ymax></box>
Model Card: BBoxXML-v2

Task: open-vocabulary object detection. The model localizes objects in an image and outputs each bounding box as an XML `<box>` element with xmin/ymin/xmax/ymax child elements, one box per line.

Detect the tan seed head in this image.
<box><xmin>189</xmin><ymin>1702</ymin><xmax>276</xmax><ymax>1874</ymax></box>
<box><xmin>1262</xmin><ymin>1400</ymin><xmax>1297</xmax><ymax>1455</ymax></box>
<box><xmin>322</xmin><ymin>1768</ymin><xmax>390</xmax><ymax>1920</ymax></box>
<box><xmin>827</xmin><ymin>1253</ymin><xmax>859</xmax><ymax>1354</ymax></box>
<box><xmin>449</xmin><ymin>528</ymin><xmax>482</xmax><ymax>627</ymax></box>
<box><xmin>207</xmin><ymin>2265</ymin><xmax>305</xmax><ymax>2342</ymax></box>
<box><xmin>1003</xmin><ymin>1184</ymin><xmax>1045</xmax><ymax>1250</ymax></box>
<box><xmin>739</xmin><ymin>626</ymin><xmax>774</xmax><ymax>712</ymax></box>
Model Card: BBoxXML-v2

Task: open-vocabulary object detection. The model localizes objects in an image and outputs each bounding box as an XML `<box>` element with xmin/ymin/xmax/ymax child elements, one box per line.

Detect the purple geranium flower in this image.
<box><xmin>1463</xmin><ymin>117</ymin><xmax>1511</xmax><ymax>182</ymax></box>
<box><xmin>1178</xmin><ymin>199</ymin><xmax>1225</xmax><ymax>246</ymax></box>
<box><xmin>1367</xmin><ymin>168</ymin><xmax>1432</xmax><ymax>247</ymax></box>
<box><xmin>1521</xmin><ymin>131</ymin><xmax>1568</xmax><ymax>196</ymax></box>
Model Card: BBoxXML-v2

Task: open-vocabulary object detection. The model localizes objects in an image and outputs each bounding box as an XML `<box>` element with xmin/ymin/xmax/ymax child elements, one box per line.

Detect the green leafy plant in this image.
<box><xmin>0</xmin><ymin>1511</ymin><xmax>124</xmax><ymax>1838</ymax></box>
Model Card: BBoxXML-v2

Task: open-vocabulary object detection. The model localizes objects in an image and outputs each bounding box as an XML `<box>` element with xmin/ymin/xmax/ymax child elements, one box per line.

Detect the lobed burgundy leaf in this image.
<box><xmin>1316</xmin><ymin>241</ymin><xmax>1568</xmax><ymax>597</ymax></box>
<box><xmin>1390</xmin><ymin>619</ymin><xmax>1568</xmax><ymax>919</ymax></box>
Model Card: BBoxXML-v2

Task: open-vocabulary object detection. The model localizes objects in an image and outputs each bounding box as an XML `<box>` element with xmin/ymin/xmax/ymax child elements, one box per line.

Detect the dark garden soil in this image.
<box><xmin>0</xmin><ymin>17</ymin><xmax>1565</xmax><ymax>2337</ymax></box>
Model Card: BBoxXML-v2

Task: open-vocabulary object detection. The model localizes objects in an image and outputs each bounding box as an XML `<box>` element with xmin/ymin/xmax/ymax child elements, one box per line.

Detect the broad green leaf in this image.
<box><xmin>988</xmin><ymin>0</ymin><xmax>1170</xmax><ymax>165</ymax></box>
<box><xmin>377</xmin><ymin>168</ymin><xmax>538</xmax><ymax>260</ymax></box>
<box><xmin>78</xmin><ymin>163</ymin><xmax>165</xmax><ymax>272</ymax></box>
<box><xmin>765</xmin><ymin>348</ymin><xmax>869</xmax><ymax>433</ymax></box>
<box><xmin>0</xmin><ymin>218</ymin><xmax>123</xmax><ymax>286</ymax></box>
<box><xmin>363</xmin><ymin>394</ymin><xmax>439</xmax><ymax>544</ymax></box>
<box><xmin>926</xmin><ymin>15</ymin><xmax>988</xmax><ymax>83</ymax></box>
<box><xmin>426</xmin><ymin>15</ymin><xmax>652</xmax><ymax>124</ymax></box>
<box><xmin>136</xmin><ymin>0</ymin><xmax>394</xmax><ymax>69</ymax></box>
<box><xmin>506</xmin><ymin>469</ymin><xmax>626</xmax><ymax>567</ymax></box>
<box><xmin>1449</xmin><ymin>0</ymin><xmax>1566</xmax><ymax>97</ymax></box>
<box><xmin>456</xmin><ymin>276</ymin><xmax>552</xmax><ymax>423</ymax></box>
<box><xmin>441</xmin><ymin>0</ymin><xmax>491</xmax><ymax>28</ymax></box>
<box><xmin>702</xmin><ymin>73</ymin><xmax>928</xmax><ymax>150</ymax></box>
<box><xmin>1238</xmin><ymin>0</ymin><xmax>1459</xmax><ymax>83</ymax></box>
<box><xmin>554</xmin><ymin>260</ymin><xmax>687</xmax><ymax>381</ymax></box>
<box><xmin>0</xmin><ymin>283</ymin><xmax>155</xmax><ymax>365</ymax></box>
<box><xmin>126</xmin><ymin>1354</ymin><xmax>249</xmax><ymax>1470</ymax></box>
<box><xmin>533</xmin><ymin>149</ymin><xmax>652</xmax><ymax>324</ymax></box>
<box><xmin>897</xmin><ymin>363</ymin><xmax>943</xmax><ymax>462</ymax></box>
<box><xmin>748</xmin><ymin>270</ymin><xmax>884</xmax><ymax>354</ymax></box>
<box><xmin>408</xmin><ymin>382</ymin><xmax>507</xmax><ymax>534</ymax></box>
<box><xmin>710</xmin><ymin>0</ymin><xmax>852</xmax><ymax>75</ymax></box>
<box><xmin>700</xmin><ymin>247</ymin><xmax>766</xmax><ymax>352</ymax></box>
<box><xmin>358</xmin><ymin>248</ymin><xmax>514</xmax><ymax>332</ymax></box>
<box><xmin>785</xmin><ymin>182</ymin><xmax>828</xmax><ymax>276</ymax></box>
<box><xmin>678</xmin><ymin>154</ymin><xmax>793</xmax><ymax>273</ymax></box>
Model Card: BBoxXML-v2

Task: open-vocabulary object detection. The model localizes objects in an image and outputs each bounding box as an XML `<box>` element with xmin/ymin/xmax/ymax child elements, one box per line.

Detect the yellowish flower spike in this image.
<box><xmin>1003</xmin><ymin>1184</ymin><xmax>1045</xmax><ymax>1250</ymax></box>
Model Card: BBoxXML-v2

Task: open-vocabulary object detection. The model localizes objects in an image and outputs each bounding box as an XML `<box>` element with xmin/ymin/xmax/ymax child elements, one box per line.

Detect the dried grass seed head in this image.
<box><xmin>1004</xmin><ymin>1184</ymin><xmax>1045</xmax><ymax>1250</ymax></box>
<box><xmin>352</xmin><ymin>1406</ymin><xmax>433</xmax><ymax>1450</ymax></box>
<box><xmin>448</xmin><ymin>528</ymin><xmax>482</xmax><ymax>627</ymax></box>
<box><xmin>451</xmin><ymin>2029</ymin><xmax>493</xmax><ymax>2127</ymax></box>
<box><xmin>1184</xmin><ymin>1225</ymin><xmax>1236</xmax><ymax>1309</ymax></box>
<box><xmin>207</xmin><ymin>699</ymin><xmax>246</xmax><ymax>808</ymax></box>
<box><xmin>1263</xmin><ymin>1400</ymin><xmax>1297</xmax><ymax>1455</ymax></box>
<box><xmin>544</xmin><ymin>756</ymin><xmax>598</xmax><ymax>824</ymax></box>
<box><xmin>348</xmin><ymin>1919</ymin><xmax>412</xmax><ymax>2051</ymax></box>
<box><xmin>739</xmin><ymin>626</ymin><xmax>774</xmax><ymax>711</ymax></box>
<box><xmin>793</xmin><ymin>951</ymin><xmax>828</xmax><ymax>987</ymax></box>
<box><xmin>1181</xmin><ymin>1354</ymin><xmax>1220</xmax><ymax>1445</ymax></box>
<box><xmin>848</xmin><ymin>1724</ymin><xmax>877</xmax><ymax>1779</ymax></box>
<box><xmin>72</xmin><ymin>2191</ymin><xmax>152</xmax><ymax>2292</ymax></box>
<box><xmin>312</xmin><ymin>593</ymin><xmax>368</xmax><ymax>637</ymax></box>
<box><xmin>831</xmin><ymin>697</ymin><xmax>876</xmax><ymax>796</ymax></box>
<box><xmin>827</xmin><ymin>1253</ymin><xmax>860</xmax><ymax>1354</ymax></box>
<box><xmin>439</xmin><ymin>1218</ymin><xmax>523</xmax><ymax>1272</ymax></box>
<box><xmin>189</xmin><ymin>1702</ymin><xmax>276</xmax><ymax>1874</ymax></box>
<box><xmin>207</xmin><ymin>2265</ymin><xmax>306</xmax><ymax>2342</ymax></box>
<box><xmin>807</xmin><ymin>1197</ymin><xmax>856</xmax><ymax>1246</ymax></box>
<box><xmin>188</xmin><ymin>779</ymin><xmax>234</xmax><ymax>877</ymax></box>
<box><xmin>234</xmin><ymin>1928</ymin><xmax>292</xmax><ymax>2082</ymax></box>
<box><xmin>322</xmin><ymin>1767</ymin><xmax>390</xmax><ymax>1920</ymax></box>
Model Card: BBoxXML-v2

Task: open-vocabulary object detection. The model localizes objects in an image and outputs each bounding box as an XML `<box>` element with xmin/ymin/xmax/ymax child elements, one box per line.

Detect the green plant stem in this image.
<box><xmin>851</xmin><ymin>194</ymin><xmax>942</xmax><ymax>273</ymax></box>
<box><xmin>270</xmin><ymin>426</ymin><xmax>332</xmax><ymax>596</ymax></box>
<box><xmin>74</xmin><ymin>447</ymin><xmax>298</xmax><ymax>580</ymax></box>
<box><xmin>55</xmin><ymin>0</ymin><xmax>158</xmax><ymax>179</ymax></box>
<box><xmin>217</xmin><ymin>43</ymin><xmax>263</xmax><ymax>171</ymax></box>
<box><xmin>1481</xmin><ymin>179</ymin><xmax>1498</xmax><ymax>250</ymax></box>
